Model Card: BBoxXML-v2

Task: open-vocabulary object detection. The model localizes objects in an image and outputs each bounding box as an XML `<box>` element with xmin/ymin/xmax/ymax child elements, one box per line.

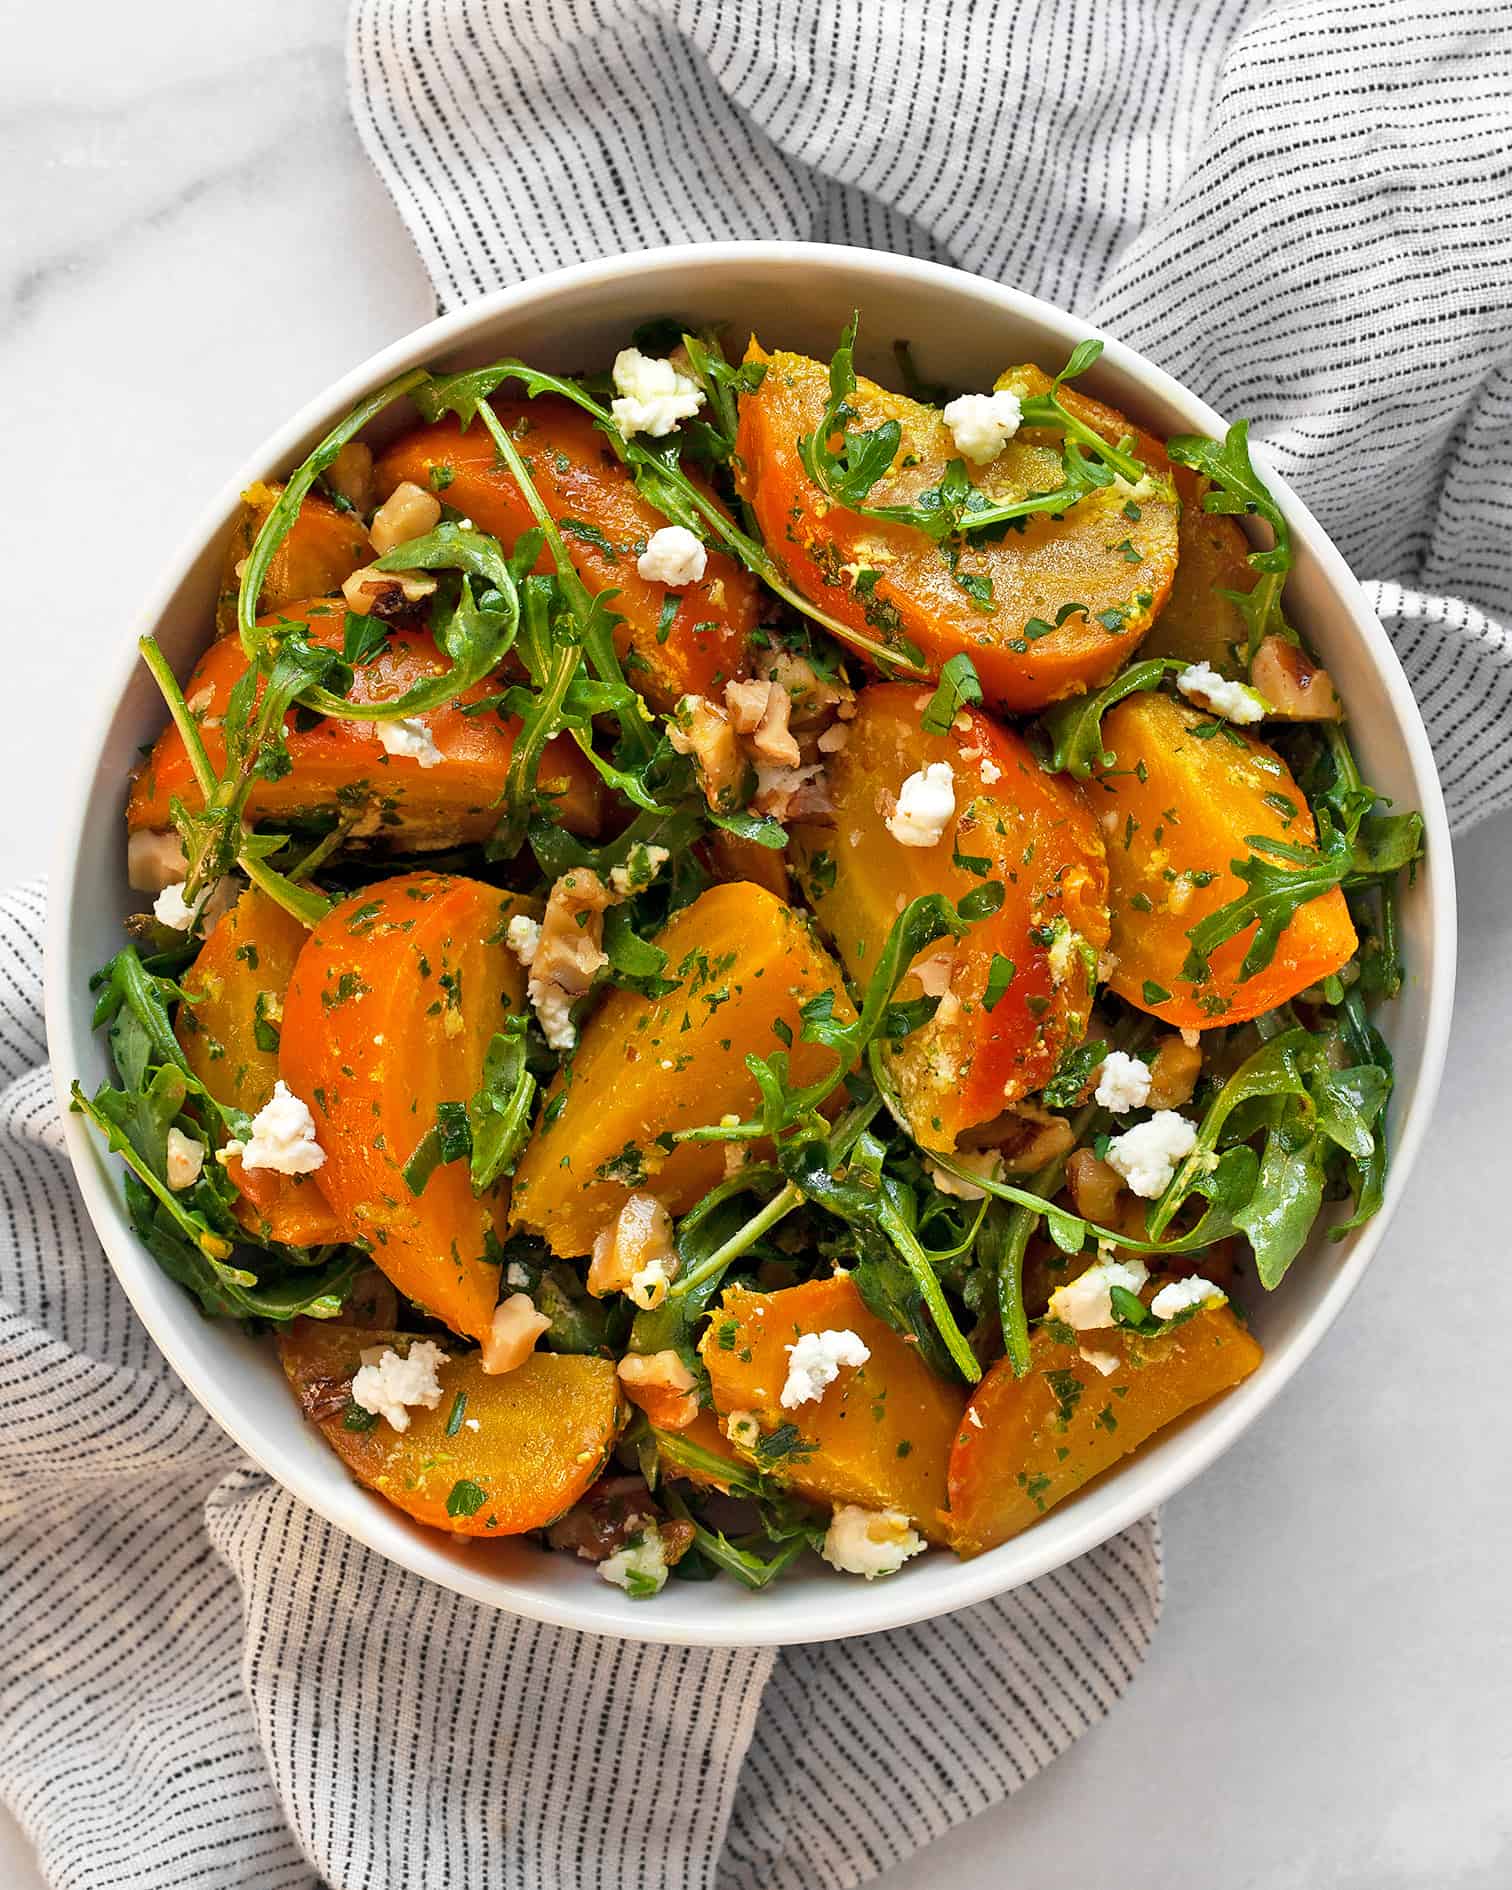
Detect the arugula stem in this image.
<box><xmin>138</xmin><ymin>637</ymin><xmax>217</xmax><ymax>801</ymax></box>
<box><xmin>671</xmin><ymin>1183</ymin><xmax>801</xmax><ymax>1301</ymax></box>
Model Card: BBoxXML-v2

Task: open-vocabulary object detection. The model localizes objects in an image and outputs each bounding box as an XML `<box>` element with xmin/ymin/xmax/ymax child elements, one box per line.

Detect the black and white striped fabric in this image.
<box><xmin>0</xmin><ymin>893</ymin><xmax>1158</xmax><ymax>1887</ymax></box>
<box><xmin>351</xmin><ymin>0</ymin><xmax>1512</xmax><ymax>829</ymax></box>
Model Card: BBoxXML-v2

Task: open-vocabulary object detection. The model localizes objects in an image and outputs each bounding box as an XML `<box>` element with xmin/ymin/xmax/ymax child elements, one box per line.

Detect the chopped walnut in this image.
<box><xmin>588</xmin><ymin>1192</ymin><xmax>679</xmax><ymax>1308</ymax></box>
<box><xmin>978</xmin><ymin>1100</ymin><xmax>1076</xmax><ymax>1174</ymax></box>
<box><xmin>758</xmin><ymin>646</ymin><xmax>855</xmax><ymax>729</ymax></box>
<box><xmin>369</xmin><ymin>479</ymin><xmax>442</xmax><ymax>555</ymax></box>
<box><xmin>1066</xmin><ymin>1148</ymin><xmax>1124</xmax><ymax>1223</ymax></box>
<box><xmin>1250</xmin><ymin>635</ymin><xmax>1343</xmax><ymax>721</ymax></box>
<box><xmin>724</xmin><ymin>678</ymin><xmax>802</xmax><ymax>767</ymax></box>
<box><xmin>522</xmin><ymin>868</ymin><xmax>614</xmax><ymax>1051</ymax></box>
<box><xmin>668</xmin><ymin>694</ymin><xmax>747</xmax><ymax>812</ymax></box>
<box><xmin>1146</xmin><ymin>1034</ymin><xmax>1202</xmax><ymax>1109</ymax></box>
<box><xmin>341</xmin><ymin>564</ymin><xmax>437</xmax><ymax>617</ymax></box>
<box><xmin>753</xmin><ymin>761</ymin><xmax>834</xmax><ymax>823</ymax></box>
<box><xmin>127</xmin><ymin>827</ymin><xmax>189</xmax><ymax>895</ymax></box>
<box><xmin>480</xmin><ymin>1293</ymin><xmax>551</xmax><ymax>1375</ymax></box>
<box><xmin>617</xmin><ymin>1348</ymin><xmax>699</xmax><ymax>1430</ymax></box>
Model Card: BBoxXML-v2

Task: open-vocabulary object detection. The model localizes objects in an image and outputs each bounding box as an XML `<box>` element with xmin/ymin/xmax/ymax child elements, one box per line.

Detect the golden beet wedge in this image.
<box><xmin>1090</xmin><ymin>692</ymin><xmax>1357</xmax><ymax>1028</ymax></box>
<box><xmin>278</xmin><ymin>1323</ymin><xmax>625</xmax><ymax>1536</ymax></box>
<box><xmin>700</xmin><ymin>1274</ymin><xmax>966</xmax><ymax>1541</ymax></box>
<box><xmin>1139</xmin><ymin>465</ymin><xmax>1257</xmax><ymax>679</ymax></box>
<box><xmin>790</xmin><ymin>682</ymin><xmax>1109</xmax><ymax>1151</ymax></box>
<box><xmin>510</xmin><ymin>881</ymin><xmax>854</xmax><ymax>1257</ymax></box>
<box><xmin>175</xmin><ymin>886</ymin><xmax>342</xmax><ymax>1247</ymax></box>
<box><xmin>279</xmin><ymin>875</ymin><xmax>536</xmax><ymax>1341</ymax></box>
<box><xmin>376</xmin><ymin>397</ymin><xmax>758</xmax><ymax>712</ymax></box>
<box><xmin>216</xmin><ymin>482</ymin><xmax>371</xmax><ymax>633</ymax></box>
<box><xmin>128</xmin><ymin>602</ymin><xmax>601</xmax><ymax>852</ymax></box>
<box><xmin>735</xmin><ymin>346</ymin><xmax>1178</xmax><ymax>710</ymax></box>
<box><xmin>944</xmin><ymin>1304</ymin><xmax>1262</xmax><ymax>1554</ymax></box>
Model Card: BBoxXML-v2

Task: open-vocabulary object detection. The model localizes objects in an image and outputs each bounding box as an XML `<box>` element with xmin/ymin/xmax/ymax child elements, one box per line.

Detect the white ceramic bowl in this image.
<box><xmin>46</xmin><ymin>243</ymin><xmax>1456</xmax><ymax>1647</ymax></box>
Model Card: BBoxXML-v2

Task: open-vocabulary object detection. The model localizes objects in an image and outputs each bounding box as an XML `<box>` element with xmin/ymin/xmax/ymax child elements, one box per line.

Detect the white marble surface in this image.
<box><xmin>4</xmin><ymin>5</ymin><xmax>1511</xmax><ymax>1885</ymax></box>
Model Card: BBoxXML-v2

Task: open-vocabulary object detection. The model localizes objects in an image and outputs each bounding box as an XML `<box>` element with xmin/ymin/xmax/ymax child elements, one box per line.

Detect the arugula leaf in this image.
<box><xmin>920</xmin><ymin>654</ymin><xmax>984</xmax><ymax>735</ymax></box>
<box><xmin>469</xmin><ymin>1021</ymin><xmax>537</xmax><ymax>1191</ymax></box>
<box><xmin>1039</xmin><ymin>657</ymin><xmax>1184</xmax><ymax>778</ymax></box>
<box><xmin>1166</xmin><ymin>420</ymin><xmax>1293</xmax><ymax>651</ymax></box>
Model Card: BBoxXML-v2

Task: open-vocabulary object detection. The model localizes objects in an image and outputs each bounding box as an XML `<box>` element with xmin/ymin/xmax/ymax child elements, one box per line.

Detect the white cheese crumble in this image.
<box><xmin>886</xmin><ymin>762</ymin><xmax>956</xmax><ymax>848</ymax></box>
<box><xmin>821</xmin><ymin>1505</ymin><xmax>927</xmax><ymax>1580</ymax></box>
<box><xmin>239</xmin><ymin>1080</ymin><xmax>327</xmax><ymax>1176</ymax></box>
<box><xmin>532</xmin><ymin>984</ymin><xmax>577</xmax><ymax>1054</ymax></box>
<box><xmin>723</xmin><ymin>1409</ymin><xmax>762</xmax><ymax>1451</ymax></box>
<box><xmin>608</xmin><ymin>843</ymin><xmax>669</xmax><ymax>898</ymax></box>
<box><xmin>1078</xmin><ymin>1345</ymin><xmax>1122</xmax><ymax>1377</ymax></box>
<box><xmin>610</xmin><ymin>348</ymin><xmax>704</xmax><ymax>438</ymax></box>
<box><xmin>164</xmin><ymin>1126</ymin><xmax>204</xmax><ymax>1192</ymax></box>
<box><xmin>505</xmin><ymin>913</ymin><xmax>542</xmax><ymax>967</ymax></box>
<box><xmin>780</xmin><ymin>1328</ymin><xmax>871</xmax><ymax>1409</ymax></box>
<box><xmin>1176</xmin><ymin>662</ymin><xmax>1267</xmax><ymax>726</ymax></box>
<box><xmin>153</xmin><ymin>881</ymin><xmax>209</xmax><ymax>932</ymax></box>
<box><xmin>505</xmin><ymin>1260</ymin><xmax>533</xmax><ymax>1289</ymax></box>
<box><xmin>350</xmin><ymin>1339</ymin><xmax>449</xmax><ymax>1433</ymax></box>
<box><xmin>636</xmin><ymin>525</ymin><xmax>707</xmax><ymax>586</ymax></box>
<box><xmin>1105</xmin><ymin>1111</ymin><xmax>1198</xmax><ymax>1199</ymax></box>
<box><xmin>1149</xmin><ymin>1274</ymin><xmax>1227</xmax><ymax>1321</ymax></box>
<box><xmin>598</xmin><ymin>1527</ymin><xmax>670</xmax><ymax>1598</ymax></box>
<box><xmin>1094</xmin><ymin>1050</ymin><xmax>1152</xmax><ymax>1114</ymax></box>
<box><xmin>941</xmin><ymin>390</ymin><xmax>1024</xmax><ymax>465</ymax></box>
<box><xmin>927</xmin><ymin>1150</ymin><xmax>1003</xmax><ymax>1201</ymax></box>
<box><xmin>375</xmin><ymin>715</ymin><xmax>443</xmax><ymax>768</ymax></box>
<box><xmin>1048</xmin><ymin>1258</ymin><xmax>1150</xmax><ymax>1332</ymax></box>
<box><xmin>979</xmin><ymin>755</ymin><xmax>1002</xmax><ymax>784</ymax></box>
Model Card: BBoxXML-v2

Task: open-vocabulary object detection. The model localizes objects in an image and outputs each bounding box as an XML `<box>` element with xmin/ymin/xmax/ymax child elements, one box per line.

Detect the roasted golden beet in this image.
<box><xmin>376</xmin><ymin>398</ymin><xmax>758</xmax><ymax>712</ymax></box>
<box><xmin>735</xmin><ymin>346</ymin><xmax>1179</xmax><ymax>710</ymax></box>
<box><xmin>127</xmin><ymin>601</ymin><xmax>601</xmax><ymax>850</ymax></box>
<box><xmin>1090</xmin><ymin>692</ymin><xmax>1357</xmax><ymax>1028</ymax></box>
<box><xmin>700</xmin><ymin>1275</ymin><xmax>966</xmax><ymax>1540</ymax></box>
<box><xmin>215</xmin><ymin>482</ymin><xmax>372</xmax><ymax>633</ymax></box>
<box><xmin>944</xmin><ymin>1304</ymin><xmax>1262</xmax><ymax>1554</ymax></box>
<box><xmin>175</xmin><ymin>887</ymin><xmax>341</xmax><ymax>1247</ymax></box>
<box><xmin>510</xmin><ymin>882</ymin><xmax>853</xmax><ymax>1257</ymax></box>
<box><xmin>277</xmin><ymin>1323</ymin><xmax>625</xmax><ymax>1536</ymax></box>
<box><xmin>279</xmin><ymin>875</ymin><xmax>535</xmax><ymax>1342</ymax></box>
<box><xmin>790</xmin><ymin>682</ymin><xmax>1108</xmax><ymax>1151</ymax></box>
<box><xmin>1140</xmin><ymin>466</ymin><xmax>1255</xmax><ymax>678</ymax></box>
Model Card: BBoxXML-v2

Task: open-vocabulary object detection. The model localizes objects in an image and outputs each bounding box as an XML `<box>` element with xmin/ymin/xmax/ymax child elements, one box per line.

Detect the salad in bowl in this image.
<box><xmin>72</xmin><ymin>308</ymin><xmax>1423</xmax><ymax>1601</ymax></box>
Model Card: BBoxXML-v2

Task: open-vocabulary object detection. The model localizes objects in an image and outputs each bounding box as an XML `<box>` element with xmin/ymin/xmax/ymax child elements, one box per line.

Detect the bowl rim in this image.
<box><xmin>44</xmin><ymin>240</ymin><xmax>1457</xmax><ymax>1647</ymax></box>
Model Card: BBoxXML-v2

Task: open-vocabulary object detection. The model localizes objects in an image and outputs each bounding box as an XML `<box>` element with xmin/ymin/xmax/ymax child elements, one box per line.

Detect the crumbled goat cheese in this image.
<box><xmin>598</xmin><ymin>1527</ymin><xmax>670</xmax><ymax>1597</ymax></box>
<box><xmin>723</xmin><ymin>1409</ymin><xmax>762</xmax><ymax>1451</ymax></box>
<box><xmin>505</xmin><ymin>913</ymin><xmax>542</xmax><ymax>967</ymax></box>
<box><xmin>1105</xmin><ymin>1111</ymin><xmax>1198</xmax><ymax>1198</ymax></box>
<box><xmin>1176</xmin><ymin>662</ymin><xmax>1267</xmax><ymax>725</ymax></box>
<box><xmin>375</xmin><ymin>715</ymin><xmax>443</xmax><ymax>768</ymax></box>
<box><xmin>610</xmin><ymin>348</ymin><xmax>704</xmax><ymax>438</ymax></box>
<box><xmin>886</xmin><ymin>762</ymin><xmax>956</xmax><ymax>847</ymax></box>
<box><xmin>1149</xmin><ymin>1274</ymin><xmax>1227</xmax><ymax>1321</ymax></box>
<box><xmin>979</xmin><ymin>755</ymin><xmax>1002</xmax><ymax>784</ymax></box>
<box><xmin>1047</xmin><ymin>922</ymin><xmax>1085</xmax><ymax>988</ymax></box>
<box><xmin>1078</xmin><ymin>1345</ymin><xmax>1122</xmax><ymax>1377</ymax></box>
<box><xmin>1095</xmin><ymin>1050</ymin><xmax>1152</xmax><ymax>1114</ymax></box>
<box><xmin>780</xmin><ymin>1328</ymin><xmax>871</xmax><ymax>1409</ymax></box>
<box><xmin>153</xmin><ymin>881</ymin><xmax>208</xmax><ymax>931</ymax></box>
<box><xmin>240</xmin><ymin>1080</ymin><xmax>327</xmax><ymax>1176</ymax></box>
<box><xmin>127</xmin><ymin>827</ymin><xmax>189</xmax><ymax>894</ymax></box>
<box><xmin>608</xmin><ymin>844</ymin><xmax>670</xmax><ymax>898</ymax></box>
<box><xmin>927</xmin><ymin>1150</ymin><xmax>1003</xmax><ymax>1201</ymax></box>
<box><xmin>1048</xmin><ymin>1258</ymin><xmax>1150</xmax><ymax>1331</ymax></box>
<box><xmin>506</xmin><ymin>1260</ymin><xmax>533</xmax><ymax>1289</ymax></box>
<box><xmin>821</xmin><ymin>1505</ymin><xmax>927</xmax><ymax>1580</ymax></box>
<box><xmin>164</xmin><ymin>1127</ymin><xmax>204</xmax><ymax>1191</ymax></box>
<box><xmin>941</xmin><ymin>390</ymin><xmax>1024</xmax><ymax>465</ymax></box>
<box><xmin>350</xmin><ymin>1339</ymin><xmax>449</xmax><ymax>1433</ymax></box>
<box><xmin>636</xmin><ymin>524</ymin><xmax>707</xmax><ymax>586</ymax></box>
